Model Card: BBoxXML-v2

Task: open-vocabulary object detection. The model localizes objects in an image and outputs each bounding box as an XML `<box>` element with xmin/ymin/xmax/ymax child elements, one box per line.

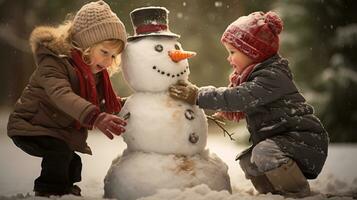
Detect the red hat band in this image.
<box><xmin>136</xmin><ymin>24</ymin><xmax>168</xmax><ymax>35</ymax></box>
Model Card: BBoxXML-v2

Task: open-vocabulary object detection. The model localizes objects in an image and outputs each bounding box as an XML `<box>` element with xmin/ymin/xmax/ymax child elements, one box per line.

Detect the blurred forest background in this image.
<box><xmin>0</xmin><ymin>0</ymin><xmax>356</xmax><ymax>142</ymax></box>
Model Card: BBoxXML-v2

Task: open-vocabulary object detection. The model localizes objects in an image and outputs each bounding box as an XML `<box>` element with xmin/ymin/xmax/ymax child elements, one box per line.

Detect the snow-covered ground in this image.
<box><xmin>0</xmin><ymin>111</ymin><xmax>356</xmax><ymax>200</ymax></box>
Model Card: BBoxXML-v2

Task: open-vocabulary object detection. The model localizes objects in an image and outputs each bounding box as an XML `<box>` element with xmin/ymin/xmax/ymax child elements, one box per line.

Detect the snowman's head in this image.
<box><xmin>122</xmin><ymin>36</ymin><xmax>195</xmax><ymax>92</ymax></box>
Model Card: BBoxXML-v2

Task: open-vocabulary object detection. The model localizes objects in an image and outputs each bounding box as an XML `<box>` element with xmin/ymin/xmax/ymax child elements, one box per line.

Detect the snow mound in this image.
<box><xmin>104</xmin><ymin>150</ymin><xmax>231</xmax><ymax>200</ymax></box>
<box><xmin>0</xmin><ymin>193</ymin><xmax>97</xmax><ymax>200</ymax></box>
<box><xmin>139</xmin><ymin>183</ymin><xmax>357</xmax><ymax>200</ymax></box>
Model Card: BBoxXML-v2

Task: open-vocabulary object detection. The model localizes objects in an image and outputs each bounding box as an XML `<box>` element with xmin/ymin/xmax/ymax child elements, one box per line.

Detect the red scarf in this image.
<box><xmin>71</xmin><ymin>49</ymin><xmax>121</xmax><ymax>127</ymax></box>
<box><xmin>215</xmin><ymin>64</ymin><xmax>256</xmax><ymax>122</ymax></box>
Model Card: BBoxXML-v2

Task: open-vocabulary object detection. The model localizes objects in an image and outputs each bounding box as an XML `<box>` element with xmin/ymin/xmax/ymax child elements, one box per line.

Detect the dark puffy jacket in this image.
<box><xmin>197</xmin><ymin>55</ymin><xmax>329</xmax><ymax>179</ymax></box>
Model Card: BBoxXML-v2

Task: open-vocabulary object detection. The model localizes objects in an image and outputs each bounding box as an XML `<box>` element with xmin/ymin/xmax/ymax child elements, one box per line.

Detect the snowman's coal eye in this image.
<box><xmin>154</xmin><ymin>44</ymin><xmax>163</xmax><ymax>52</ymax></box>
<box><xmin>174</xmin><ymin>44</ymin><xmax>181</xmax><ymax>50</ymax></box>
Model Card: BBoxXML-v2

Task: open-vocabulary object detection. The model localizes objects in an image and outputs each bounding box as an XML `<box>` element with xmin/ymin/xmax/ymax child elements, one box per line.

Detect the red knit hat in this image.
<box><xmin>221</xmin><ymin>11</ymin><xmax>283</xmax><ymax>62</ymax></box>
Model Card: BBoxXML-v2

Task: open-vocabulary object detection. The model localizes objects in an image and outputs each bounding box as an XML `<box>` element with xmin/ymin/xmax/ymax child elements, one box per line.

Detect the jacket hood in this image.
<box><xmin>29</xmin><ymin>24</ymin><xmax>73</xmax><ymax>57</ymax></box>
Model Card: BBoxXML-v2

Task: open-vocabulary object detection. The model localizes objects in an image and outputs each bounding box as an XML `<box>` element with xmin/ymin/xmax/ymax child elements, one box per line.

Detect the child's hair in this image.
<box><xmin>221</xmin><ymin>11</ymin><xmax>283</xmax><ymax>62</ymax></box>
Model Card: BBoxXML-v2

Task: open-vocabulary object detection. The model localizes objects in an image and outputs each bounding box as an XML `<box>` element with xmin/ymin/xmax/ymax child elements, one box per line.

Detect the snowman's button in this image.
<box><xmin>185</xmin><ymin>109</ymin><xmax>195</xmax><ymax>120</ymax></box>
<box><xmin>189</xmin><ymin>132</ymin><xmax>199</xmax><ymax>144</ymax></box>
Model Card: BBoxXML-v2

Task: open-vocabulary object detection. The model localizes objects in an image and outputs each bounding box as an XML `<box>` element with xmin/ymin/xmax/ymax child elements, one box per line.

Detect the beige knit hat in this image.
<box><xmin>72</xmin><ymin>0</ymin><xmax>127</xmax><ymax>49</ymax></box>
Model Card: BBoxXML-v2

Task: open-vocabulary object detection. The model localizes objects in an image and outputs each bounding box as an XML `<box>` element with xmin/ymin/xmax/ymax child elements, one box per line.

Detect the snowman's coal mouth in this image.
<box><xmin>152</xmin><ymin>66</ymin><xmax>189</xmax><ymax>78</ymax></box>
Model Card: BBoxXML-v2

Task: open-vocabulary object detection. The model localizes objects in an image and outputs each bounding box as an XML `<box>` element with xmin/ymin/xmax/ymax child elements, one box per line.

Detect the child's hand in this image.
<box><xmin>94</xmin><ymin>112</ymin><xmax>126</xmax><ymax>139</ymax></box>
<box><xmin>169</xmin><ymin>80</ymin><xmax>198</xmax><ymax>105</ymax></box>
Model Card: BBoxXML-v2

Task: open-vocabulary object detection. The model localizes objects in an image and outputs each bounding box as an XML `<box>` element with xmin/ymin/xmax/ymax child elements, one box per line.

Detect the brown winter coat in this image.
<box><xmin>7</xmin><ymin>26</ymin><xmax>103</xmax><ymax>154</ymax></box>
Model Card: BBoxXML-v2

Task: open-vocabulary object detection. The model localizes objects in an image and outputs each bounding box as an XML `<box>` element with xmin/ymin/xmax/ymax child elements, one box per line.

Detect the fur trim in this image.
<box><xmin>29</xmin><ymin>25</ymin><xmax>72</xmax><ymax>56</ymax></box>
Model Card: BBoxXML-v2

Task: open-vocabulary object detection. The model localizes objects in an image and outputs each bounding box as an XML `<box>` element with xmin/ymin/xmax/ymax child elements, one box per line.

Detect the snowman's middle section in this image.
<box><xmin>119</xmin><ymin>92</ymin><xmax>208</xmax><ymax>156</ymax></box>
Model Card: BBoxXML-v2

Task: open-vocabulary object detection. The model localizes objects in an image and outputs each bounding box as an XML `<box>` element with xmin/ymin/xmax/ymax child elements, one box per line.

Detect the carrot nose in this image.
<box><xmin>168</xmin><ymin>50</ymin><xmax>196</xmax><ymax>62</ymax></box>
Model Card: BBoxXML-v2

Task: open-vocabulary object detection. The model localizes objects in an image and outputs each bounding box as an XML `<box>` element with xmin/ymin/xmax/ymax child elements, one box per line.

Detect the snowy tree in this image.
<box><xmin>277</xmin><ymin>0</ymin><xmax>357</xmax><ymax>142</ymax></box>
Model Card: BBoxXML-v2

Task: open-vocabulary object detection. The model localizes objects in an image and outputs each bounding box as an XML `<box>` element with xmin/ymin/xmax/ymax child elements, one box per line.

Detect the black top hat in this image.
<box><xmin>127</xmin><ymin>6</ymin><xmax>180</xmax><ymax>41</ymax></box>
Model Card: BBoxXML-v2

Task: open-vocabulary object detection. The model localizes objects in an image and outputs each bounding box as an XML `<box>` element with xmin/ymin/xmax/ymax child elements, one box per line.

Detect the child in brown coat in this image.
<box><xmin>7</xmin><ymin>1</ymin><xmax>127</xmax><ymax>197</ymax></box>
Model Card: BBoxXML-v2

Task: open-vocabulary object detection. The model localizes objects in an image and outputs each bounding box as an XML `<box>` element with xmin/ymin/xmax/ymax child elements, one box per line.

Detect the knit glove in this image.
<box><xmin>169</xmin><ymin>80</ymin><xmax>198</xmax><ymax>105</ymax></box>
<box><xmin>94</xmin><ymin>112</ymin><xmax>126</xmax><ymax>139</ymax></box>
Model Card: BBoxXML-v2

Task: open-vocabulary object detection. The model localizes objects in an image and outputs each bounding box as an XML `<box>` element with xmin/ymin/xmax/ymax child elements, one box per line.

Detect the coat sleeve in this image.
<box><xmin>197</xmin><ymin>68</ymin><xmax>297</xmax><ymax>112</ymax></box>
<box><xmin>36</xmin><ymin>56</ymin><xmax>98</xmax><ymax>124</ymax></box>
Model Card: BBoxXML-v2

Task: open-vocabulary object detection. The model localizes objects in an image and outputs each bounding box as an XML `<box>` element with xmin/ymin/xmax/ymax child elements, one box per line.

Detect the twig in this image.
<box><xmin>207</xmin><ymin>115</ymin><xmax>235</xmax><ymax>141</ymax></box>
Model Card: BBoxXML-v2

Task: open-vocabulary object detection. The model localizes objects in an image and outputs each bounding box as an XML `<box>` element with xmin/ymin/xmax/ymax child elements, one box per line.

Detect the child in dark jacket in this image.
<box><xmin>169</xmin><ymin>11</ymin><xmax>329</xmax><ymax>197</ymax></box>
<box><xmin>7</xmin><ymin>1</ymin><xmax>127</xmax><ymax>197</ymax></box>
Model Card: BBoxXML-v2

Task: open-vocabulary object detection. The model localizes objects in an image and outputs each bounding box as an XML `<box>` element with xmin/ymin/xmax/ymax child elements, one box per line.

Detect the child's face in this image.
<box><xmin>224</xmin><ymin>43</ymin><xmax>254</xmax><ymax>74</ymax></box>
<box><xmin>88</xmin><ymin>42</ymin><xmax>121</xmax><ymax>74</ymax></box>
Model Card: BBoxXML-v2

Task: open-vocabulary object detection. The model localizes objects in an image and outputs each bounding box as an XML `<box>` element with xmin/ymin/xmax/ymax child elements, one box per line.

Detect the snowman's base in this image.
<box><xmin>104</xmin><ymin>150</ymin><xmax>232</xmax><ymax>200</ymax></box>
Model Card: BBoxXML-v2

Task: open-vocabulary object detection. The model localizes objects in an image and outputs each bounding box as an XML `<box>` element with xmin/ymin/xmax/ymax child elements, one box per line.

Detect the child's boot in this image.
<box><xmin>69</xmin><ymin>185</ymin><xmax>82</xmax><ymax>196</ymax></box>
<box><xmin>34</xmin><ymin>185</ymin><xmax>81</xmax><ymax>197</ymax></box>
<box><xmin>34</xmin><ymin>191</ymin><xmax>64</xmax><ymax>197</ymax></box>
<box><xmin>249</xmin><ymin>173</ymin><xmax>275</xmax><ymax>194</ymax></box>
<box><xmin>252</xmin><ymin>160</ymin><xmax>311</xmax><ymax>197</ymax></box>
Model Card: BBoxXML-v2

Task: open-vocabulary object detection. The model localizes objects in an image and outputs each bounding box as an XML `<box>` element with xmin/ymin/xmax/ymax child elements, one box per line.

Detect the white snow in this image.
<box><xmin>131</xmin><ymin>6</ymin><xmax>169</xmax><ymax>15</ymax></box>
<box><xmin>214</xmin><ymin>2</ymin><xmax>223</xmax><ymax>8</ymax></box>
<box><xmin>177</xmin><ymin>12</ymin><xmax>184</xmax><ymax>19</ymax></box>
<box><xmin>1</xmin><ymin>113</ymin><xmax>357</xmax><ymax>200</ymax></box>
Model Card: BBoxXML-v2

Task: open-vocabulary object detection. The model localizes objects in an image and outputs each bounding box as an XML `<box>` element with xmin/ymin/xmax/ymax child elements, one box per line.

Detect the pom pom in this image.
<box><xmin>265</xmin><ymin>11</ymin><xmax>283</xmax><ymax>35</ymax></box>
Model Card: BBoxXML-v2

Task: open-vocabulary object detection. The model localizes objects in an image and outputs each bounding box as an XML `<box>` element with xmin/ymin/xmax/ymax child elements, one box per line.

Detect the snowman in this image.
<box><xmin>104</xmin><ymin>7</ymin><xmax>232</xmax><ymax>200</ymax></box>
